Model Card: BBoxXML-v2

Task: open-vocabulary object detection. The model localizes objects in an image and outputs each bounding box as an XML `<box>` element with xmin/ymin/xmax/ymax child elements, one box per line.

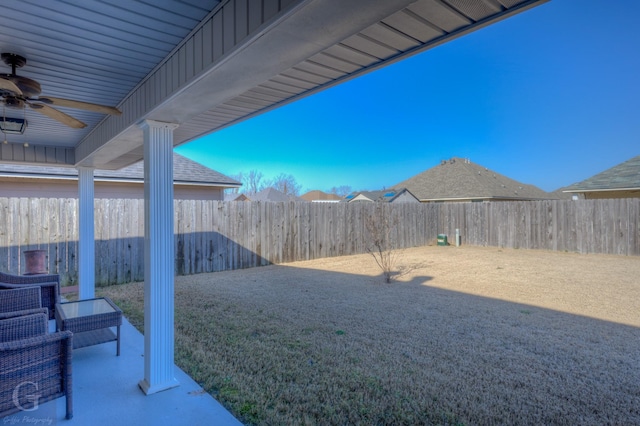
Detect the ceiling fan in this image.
<box><xmin>0</xmin><ymin>52</ymin><xmax>121</xmax><ymax>129</ymax></box>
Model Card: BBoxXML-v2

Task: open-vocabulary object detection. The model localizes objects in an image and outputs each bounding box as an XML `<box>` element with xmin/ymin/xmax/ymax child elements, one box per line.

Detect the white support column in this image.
<box><xmin>77</xmin><ymin>167</ymin><xmax>95</xmax><ymax>300</ymax></box>
<box><xmin>138</xmin><ymin>119</ymin><xmax>180</xmax><ymax>395</ymax></box>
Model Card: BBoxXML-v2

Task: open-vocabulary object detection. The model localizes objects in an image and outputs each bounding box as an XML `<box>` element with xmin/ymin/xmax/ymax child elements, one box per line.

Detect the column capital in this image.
<box><xmin>138</xmin><ymin>119</ymin><xmax>179</xmax><ymax>131</ymax></box>
<box><xmin>76</xmin><ymin>165</ymin><xmax>95</xmax><ymax>172</ymax></box>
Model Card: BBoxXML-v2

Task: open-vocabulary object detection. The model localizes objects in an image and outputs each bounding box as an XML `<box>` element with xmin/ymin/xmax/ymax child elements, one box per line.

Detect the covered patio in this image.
<box><xmin>0</xmin><ymin>0</ymin><xmax>548</xmax><ymax>422</ymax></box>
<box><xmin>3</xmin><ymin>317</ymin><xmax>242</xmax><ymax>425</ymax></box>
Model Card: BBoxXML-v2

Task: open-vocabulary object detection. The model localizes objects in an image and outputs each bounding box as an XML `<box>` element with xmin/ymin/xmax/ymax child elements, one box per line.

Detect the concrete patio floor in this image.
<box><xmin>3</xmin><ymin>318</ymin><xmax>243</xmax><ymax>425</ymax></box>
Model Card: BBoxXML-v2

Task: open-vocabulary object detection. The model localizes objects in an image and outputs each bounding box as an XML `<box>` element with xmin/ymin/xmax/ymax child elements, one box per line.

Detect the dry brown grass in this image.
<box><xmin>98</xmin><ymin>245</ymin><xmax>640</xmax><ymax>425</ymax></box>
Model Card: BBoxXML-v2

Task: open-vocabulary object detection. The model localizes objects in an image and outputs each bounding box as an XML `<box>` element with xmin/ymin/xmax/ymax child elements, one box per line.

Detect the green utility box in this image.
<box><xmin>437</xmin><ymin>234</ymin><xmax>448</xmax><ymax>246</ymax></box>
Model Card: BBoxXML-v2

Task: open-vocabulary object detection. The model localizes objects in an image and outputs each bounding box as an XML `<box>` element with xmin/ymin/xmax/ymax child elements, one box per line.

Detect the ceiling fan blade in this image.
<box><xmin>0</xmin><ymin>77</ymin><xmax>23</xmax><ymax>95</ymax></box>
<box><xmin>27</xmin><ymin>102</ymin><xmax>87</xmax><ymax>129</ymax></box>
<box><xmin>36</xmin><ymin>96</ymin><xmax>121</xmax><ymax>116</ymax></box>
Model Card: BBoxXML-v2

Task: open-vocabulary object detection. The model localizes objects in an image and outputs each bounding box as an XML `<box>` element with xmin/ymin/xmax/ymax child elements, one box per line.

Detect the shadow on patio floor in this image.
<box><xmin>3</xmin><ymin>318</ymin><xmax>242</xmax><ymax>425</ymax></box>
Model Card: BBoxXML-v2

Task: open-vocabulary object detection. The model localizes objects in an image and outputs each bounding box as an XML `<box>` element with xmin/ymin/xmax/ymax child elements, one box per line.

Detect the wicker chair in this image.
<box><xmin>0</xmin><ymin>312</ymin><xmax>73</xmax><ymax>419</ymax></box>
<box><xmin>0</xmin><ymin>287</ymin><xmax>49</xmax><ymax>320</ymax></box>
<box><xmin>0</xmin><ymin>272</ymin><xmax>60</xmax><ymax>320</ymax></box>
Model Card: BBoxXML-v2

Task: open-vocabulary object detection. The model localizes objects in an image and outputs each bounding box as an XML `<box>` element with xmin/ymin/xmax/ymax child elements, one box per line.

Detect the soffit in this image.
<box><xmin>0</xmin><ymin>0</ymin><xmax>220</xmax><ymax>155</ymax></box>
<box><xmin>0</xmin><ymin>0</ymin><xmax>548</xmax><ymax>169</ymax></box>
<box><xmin>94</xmin><ymin>0</ymin><xmax>547</xmax><ymax>170</ymax></box>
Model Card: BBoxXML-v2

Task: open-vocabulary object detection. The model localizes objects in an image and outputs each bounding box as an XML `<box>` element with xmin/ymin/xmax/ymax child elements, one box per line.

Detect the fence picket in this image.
<box><xmin>0</xmin><ymin>198</ymin><xmax>637</xmax><ymax>286</ymax></box>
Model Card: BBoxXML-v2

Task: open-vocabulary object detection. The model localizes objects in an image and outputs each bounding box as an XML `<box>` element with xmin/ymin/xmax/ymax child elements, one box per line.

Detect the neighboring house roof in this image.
<box><xmin>343</xmin><ymin>188</ymin><xmax>419</xmax><ymax>203</ymax></box>
<box><xmin>548</xmin><ymin>187</ymin><xmax>579</xmax><ymax>200</ymax></box>
<box><xmin>249</xmin><ymin>187</ymin><xmax>305</xmax><ymax>202</ymax></box>
<box><xmin>300</xmin><ymin>190</ymin><xmax>342</xmax><ymax>202</ymax></box>
<box><xmin>0</xmin><ymin>153</ymin><xmax>241</xmax><ymax>188</ymax></box>
<box><xmin>563</xmin><ymin>155</ymin><xmax>640</xmax><ymax>193</ymax></box>
<box><xmin>224</xmin><ymin>193</ymin><xmax>251</xmax><ymax>201</ymax></box>
<box><xmin>394</xmin><ymin>157</ymin><xmax>553</xmax><ymax>202</ymax></box>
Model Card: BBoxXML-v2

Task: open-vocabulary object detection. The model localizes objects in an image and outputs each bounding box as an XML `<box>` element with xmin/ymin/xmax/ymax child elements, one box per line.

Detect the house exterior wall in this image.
<box><xmin>582</xmin><ymin>190</ymin><xmax>640</xmax><ymax>200</ymax></box>
<box><xmin>420</xmin><ymin>197</ymin><xmax>552</xmax><ymax>203</ymax></box>
<box><xmin>421</xmin><ymin>198</ymin><xmax>487</xmax><ymax>203</ymax></box>
<box><xmin>350</xmin><ymin>194</ymin><xmax>373</xmax><ymax>202</ymax></box>
<box><xmin>0</xmin><ymin>177</ymin><xmax>224</xmax><ymax>200</ymax></box>
<box><xmin>392</xmin><ymin>192</ymin><xmax>419</xmax><ymax>203</ymax></box>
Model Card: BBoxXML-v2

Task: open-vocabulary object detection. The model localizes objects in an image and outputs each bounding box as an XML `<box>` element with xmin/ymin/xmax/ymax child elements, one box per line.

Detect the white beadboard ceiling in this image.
<box><xmin>0</xmin><ymin>0</ymin><xmax>548</xmax><ymax>170</ymax></box>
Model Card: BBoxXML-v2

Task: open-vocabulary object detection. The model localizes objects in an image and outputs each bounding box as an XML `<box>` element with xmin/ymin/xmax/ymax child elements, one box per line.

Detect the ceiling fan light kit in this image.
<box><xmin>0</xmin><ymin>52</ymin><xmax>122</xmax><ymax>130</ymax></box>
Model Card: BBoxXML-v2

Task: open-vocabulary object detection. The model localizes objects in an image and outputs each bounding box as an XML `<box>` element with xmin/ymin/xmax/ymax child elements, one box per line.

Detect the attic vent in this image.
<box><xmin>501</xmin><ymin>184</ymin><xmax>506</xmax><ymax>188</ymax></box>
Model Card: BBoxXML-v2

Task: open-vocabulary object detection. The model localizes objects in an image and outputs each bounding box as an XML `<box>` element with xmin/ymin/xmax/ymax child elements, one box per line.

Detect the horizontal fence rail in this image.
<box><xmin>0</xmin><ymin>198</ymin><xmax>638</xmax><ymax>286</ymax></box>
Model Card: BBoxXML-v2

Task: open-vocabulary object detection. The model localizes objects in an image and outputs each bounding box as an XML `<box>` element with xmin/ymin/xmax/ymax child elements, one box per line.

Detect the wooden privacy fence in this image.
<box><xmin>0</xmin><ymin>197</ymin><xmax>638</xmax><ymax>286</ymax></box>
<box><xmin>437</xmin><ymin>199</ymin><xmax>639</xmax><ymax>254</ymax></box>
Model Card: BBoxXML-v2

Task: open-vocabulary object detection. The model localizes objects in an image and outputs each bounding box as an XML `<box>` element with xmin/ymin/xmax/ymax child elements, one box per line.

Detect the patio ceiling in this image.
<box><xmin>0</xmin><ymin>0</ymin><xmax>548</xmax><ymax>171</ymax></box>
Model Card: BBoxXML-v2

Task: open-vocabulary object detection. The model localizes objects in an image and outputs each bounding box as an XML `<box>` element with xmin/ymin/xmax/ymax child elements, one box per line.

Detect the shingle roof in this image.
<box><xmin>563</xmin><ymin>155</ymin><xmax>640</xmax><ymax>192</ymax></box>
<box><xmin>249</xmin><ymin>187</ymin><xmax>305</xmax><ymax>202</ymax></box>
<box><xmin>343</xmin><ymin>188</ymin><xmax>417</xmax><ymax>203</ymax></box>
<box><xmin>224</xmin><ymin>193</ymin><xmax>251</xmax><ymax>201</ymax></box>
<box><xmin>300</xmin><ymin>190</ymin><xmax>342</xmax><ymax>202</ymax></box>
<box><xmin>548</xmin><ymin>187</ymin><xmax>577</xmax><ymax>200</ymax></box>
<box><xmin>0</xmin><ymin>153</ymin><xmax>241</xmax><ymax>187</ymax></box>
<box><xmin>394</xmin><ymin>157</ymin><xmax>551</xmax><ymax>201</ymax></box>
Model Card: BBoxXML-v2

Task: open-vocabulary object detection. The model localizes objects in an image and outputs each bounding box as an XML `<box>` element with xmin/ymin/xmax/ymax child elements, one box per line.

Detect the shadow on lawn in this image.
<box><xmin>103</xmin><ymin>256</ymin><xmax>640</xmax><ymax>425</ymax></box>
<box><xmin>204</xmin><ymin>262</ymin><xmax>640</xmax><ymax>425</ymax></box>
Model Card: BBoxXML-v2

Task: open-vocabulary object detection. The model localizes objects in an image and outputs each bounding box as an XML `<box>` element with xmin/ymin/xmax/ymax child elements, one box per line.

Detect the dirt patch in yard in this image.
<box><xmin>100</xmin><ymin>245</ymin><xmax>640</xmax><ymax>425</ymax></box>
<box><xmin>292</xmin><ymin>245</ymin><xmax>640</xmax><ymax>327</ymax></box>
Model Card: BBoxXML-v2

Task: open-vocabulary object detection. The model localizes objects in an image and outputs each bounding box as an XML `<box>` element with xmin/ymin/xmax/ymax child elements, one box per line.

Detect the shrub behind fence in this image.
<box><xmin>0</xmin><ymin>198</ymin><xmax>638</xmax><ymax>286</ymax></box>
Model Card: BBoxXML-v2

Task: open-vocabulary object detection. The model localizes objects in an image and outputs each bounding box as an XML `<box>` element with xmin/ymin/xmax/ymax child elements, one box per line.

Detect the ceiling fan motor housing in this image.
<box><xmin>1</xmin><ymin>53</ymin><xmax>42</xmax><ymax>98</ymax></box>
<box><xmin>3</xmin><ymin>96</ymin><xmax>24</xmax><ymax>109</ymax></box>
<box><xmin>1</xmin><ymin>53</ymin><xmax>26</xmax><ymax>68</ymax></box>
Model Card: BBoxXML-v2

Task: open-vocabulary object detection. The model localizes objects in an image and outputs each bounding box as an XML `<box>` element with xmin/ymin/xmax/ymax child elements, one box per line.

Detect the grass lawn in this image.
<box><xmin>98</xmin><ymin>245</ymin><xmax>640</xmax><ymax>425</ymax></box>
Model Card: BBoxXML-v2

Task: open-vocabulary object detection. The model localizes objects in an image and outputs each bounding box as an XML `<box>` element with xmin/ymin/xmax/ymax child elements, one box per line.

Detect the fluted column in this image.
<box><xmin>138</xmin><ymin>119</ymin><xmax>180</xmax><ymax>395</ymax></box>
<box><xmin>77</xmin><ymin>166</ymin><xmax>95</xmax><ymax>300</ymax></box>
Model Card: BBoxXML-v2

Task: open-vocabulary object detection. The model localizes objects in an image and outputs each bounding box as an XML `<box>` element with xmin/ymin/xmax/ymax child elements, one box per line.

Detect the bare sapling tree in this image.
<box><xmin>364</xmin><ymin>203</ymin><xmax>401</xmax><ymax>283</ymax></box>
<box><xmin>269</xmin><ymin>173</ymin><xmax>302</xmax><ymax>196</ymax></box>
<box><xmin>245</xmin><ymin>170</ymin><xmax>266</xmax><ymax>194</ymax></box>
<box><xmin>226</xmin><ymin>172</ymin><xmax>244</xmax><ymax>194</ymax></box>
<box><xmin>329</xmin><ymin>185</ymin><xmax>352</xmax><ymax>197</ymax></box>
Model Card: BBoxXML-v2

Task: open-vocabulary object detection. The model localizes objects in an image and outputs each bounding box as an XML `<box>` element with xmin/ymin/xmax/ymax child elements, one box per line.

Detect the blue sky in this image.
<box><xmin>176</xmin><ymin>0</ymin><xmax>640</xmax><ymax>193</ymax></box>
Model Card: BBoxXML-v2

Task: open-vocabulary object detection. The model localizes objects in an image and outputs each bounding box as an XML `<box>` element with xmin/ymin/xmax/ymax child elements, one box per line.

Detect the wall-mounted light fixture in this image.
<box><xmin>0</xmin><ymin>117</ymin><xmax>27</xmax><ymax>134</ymax></box>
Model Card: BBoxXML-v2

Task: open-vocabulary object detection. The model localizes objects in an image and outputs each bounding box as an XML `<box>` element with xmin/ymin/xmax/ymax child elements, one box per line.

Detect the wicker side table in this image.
<box><xmin>55</xmin><ymin>297</ymin><xmax>122</xmax><ymax>356</ymax></box>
